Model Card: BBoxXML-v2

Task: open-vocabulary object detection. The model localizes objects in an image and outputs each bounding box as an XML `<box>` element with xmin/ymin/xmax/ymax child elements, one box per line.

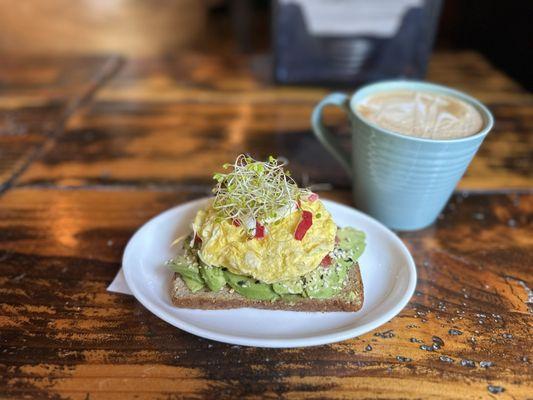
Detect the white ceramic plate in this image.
<box><xmin>123</xmin><ymin>198</ymin><xmax>416</xmax><ymax>348</ymax></box>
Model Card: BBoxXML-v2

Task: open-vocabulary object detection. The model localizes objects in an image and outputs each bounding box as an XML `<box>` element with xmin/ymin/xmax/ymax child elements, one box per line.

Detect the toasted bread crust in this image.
<box><xmin>170</xmin><ymin>262</ymin><xmax>363</xmax><ymax>312</ymax></box>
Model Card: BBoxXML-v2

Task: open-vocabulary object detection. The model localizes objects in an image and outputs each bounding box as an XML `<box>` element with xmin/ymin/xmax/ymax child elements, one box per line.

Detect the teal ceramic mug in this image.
<box><xmin>311</xmin><ymin>80</ymin><xmax>494</xmax><ymax>230</ymax></box>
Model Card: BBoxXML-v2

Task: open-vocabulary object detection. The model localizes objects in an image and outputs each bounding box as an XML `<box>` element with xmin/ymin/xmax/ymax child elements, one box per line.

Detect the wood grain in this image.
<box><xmin>0</xmin><ymin>56</ymin><xmax>121</xmax><ymax>191</ymax></box>
<box><xmin>0</xmin><ymin>188</ymin><xmax>531</xmax><ymax>399</ymax></box>
<box><xmin>0</xmin><ymin>50</ymin><xmax>531</xmax><ymax>399</ymax></box>
<box><xmin>15</xmin><ymin>52</ymin><xmax>533</xmax><ymax>191</ymax></box>
<box><xmin>0</xmin><ymin>0</ymin><xmax>206</xmax><ymax>56</ymax></box>
<box><xmin>427</xmin><ymin>52</ymin><xmax>533</xmax><ymax>104</ymax></box>
<box><xmin>93</xmin><ymin>52</ymin><xmax>532</xmax><ymax>104</ymax></box>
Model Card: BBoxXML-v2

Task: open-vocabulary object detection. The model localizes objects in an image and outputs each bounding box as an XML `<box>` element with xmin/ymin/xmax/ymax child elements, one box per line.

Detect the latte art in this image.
<box><xmin>356</xmin><ymin>90</ymin><xmax>484</xmax><ymax>139</ymax></box>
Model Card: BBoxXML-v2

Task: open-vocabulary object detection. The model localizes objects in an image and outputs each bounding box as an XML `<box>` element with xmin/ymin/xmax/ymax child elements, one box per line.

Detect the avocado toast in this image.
<box><xmin>167</xmin><ymin>155</ymin><xmax>366</xmax><ymax>312</ymax></box>
<box><xmin>169</xmin><ymin>228</ymin><xmax>365</xmax><ymax>311</ymax></box>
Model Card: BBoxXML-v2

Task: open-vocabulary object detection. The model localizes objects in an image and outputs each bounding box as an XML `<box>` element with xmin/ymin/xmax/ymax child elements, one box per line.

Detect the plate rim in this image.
<box><xmin>122</xmin><ymin>197</ymin><xmax>417</xmax><ymax>348</ymax></box>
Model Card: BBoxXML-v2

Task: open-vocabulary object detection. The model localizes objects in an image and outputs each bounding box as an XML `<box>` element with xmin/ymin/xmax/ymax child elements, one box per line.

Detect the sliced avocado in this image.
<box><xmin>272</xmin><ymin>279</ymin><xmax>304</xmax><ymax>295</ymax></box>
<box><xmin>181</xmin><ymin>275</ymin><xmax>204</xmax><ymax>293</ymax></box>
<box><xmin>167</xmin><ymin>256</ymin><xmax>205</xmax><ymax>293</ymax></box>
<box><xmin>200</xmin><ymin>264</ymin><xmax>226</xmax><ymax>292</ymax></box>
<box><xmin>280</xmin><ymin>293</ymin><xmax>304</xmax><ymax>304</ymax></box>
<box><xmin>336</xmin><ymin>257</ymin><xmax>355</xmax><ymax>269</ymax></box>
<box><xmin>304</xmin><ymin>265</ymin><xmax>348</xmax><ymax>299</ymax></box>
<box><xmin>223</xmin><ymin>271</ymin><xmax>279</xmax><ymax>301</ymax></box>
<box><xmin>337</xmin><ymin>227</ymin><xmax>366</xmax><ymax>261</ymax></box>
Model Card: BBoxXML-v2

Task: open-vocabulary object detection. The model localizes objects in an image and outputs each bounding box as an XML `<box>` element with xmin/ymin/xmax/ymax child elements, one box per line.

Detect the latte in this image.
<box><xmin>356</xmin><ymin>89</ymin><xmax>484</xmax><ymax>139</ymax></box>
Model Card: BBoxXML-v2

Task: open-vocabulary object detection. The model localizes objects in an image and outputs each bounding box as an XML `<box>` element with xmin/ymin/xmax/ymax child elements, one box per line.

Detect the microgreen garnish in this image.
<box><xmin>212</xmin><ymin>154</ymin><xmax>309</xmax><ymax>228</ymax></box>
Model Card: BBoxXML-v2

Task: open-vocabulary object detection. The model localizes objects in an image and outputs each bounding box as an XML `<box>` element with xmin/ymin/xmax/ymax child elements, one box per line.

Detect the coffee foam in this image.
<box><xmin>356</xmin><ymin>89</ymin><xmax>484</xmax><ymax>139</ymax></box>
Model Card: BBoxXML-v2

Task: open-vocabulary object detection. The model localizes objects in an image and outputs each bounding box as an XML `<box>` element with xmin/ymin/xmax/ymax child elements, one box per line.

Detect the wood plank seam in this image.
<box><xmin>0</xmin><ymin>55</ymin><xmax>124</xmax><ymax>197</ymax></box>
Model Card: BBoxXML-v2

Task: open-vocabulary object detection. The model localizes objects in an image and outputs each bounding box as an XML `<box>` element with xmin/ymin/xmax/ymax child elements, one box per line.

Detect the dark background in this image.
<box><xmin>0</xmin><ymin>0</ymin><xmax>531</xmax><ymax>90</ymax></box>
<box><xmin>221</xmin><ymin>0</ymin><xmax>533</xmax><ymax>90</ymax></box>
<box><xmin>437</xmin><ymin>0</ymin><xmax>532</xmax><ymax>91</ymax></box>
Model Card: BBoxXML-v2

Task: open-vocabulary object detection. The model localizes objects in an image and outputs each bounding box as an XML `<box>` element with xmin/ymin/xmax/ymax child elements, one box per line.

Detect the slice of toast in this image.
<box><xmin>170</xmin><ymin>261</ymin><xmax>363</xmax><ymax>312</ymax></box>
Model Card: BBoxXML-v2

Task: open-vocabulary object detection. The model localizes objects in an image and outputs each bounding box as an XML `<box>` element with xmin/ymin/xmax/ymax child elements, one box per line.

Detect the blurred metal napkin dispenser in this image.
<box><xmin>273</xmin><ymin>0</ymin><xmax>442</xmax><ymax>85</ymax></box>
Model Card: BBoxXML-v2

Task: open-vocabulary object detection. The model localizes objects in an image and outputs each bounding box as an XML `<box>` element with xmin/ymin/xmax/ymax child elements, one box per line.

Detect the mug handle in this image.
<box><xmin>311</xmin><ymin>93</ymin><xmax>353</xmax><ymax>178</ymax></box>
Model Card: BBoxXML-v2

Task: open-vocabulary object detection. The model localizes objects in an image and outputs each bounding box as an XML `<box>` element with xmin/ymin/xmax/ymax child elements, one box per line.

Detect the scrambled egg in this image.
<box><xmin>193</xmin><ymin>198</ymin><xmax>336</xmax><ymax>284</ymax></box>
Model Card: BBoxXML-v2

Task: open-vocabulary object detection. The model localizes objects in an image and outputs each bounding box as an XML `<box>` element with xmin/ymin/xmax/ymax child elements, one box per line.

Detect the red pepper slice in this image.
<box><xmin>194</xmin><ymin>234</ymin><xmax>202</xmax><ymax>244</ymax></box>
<box><xmin>294</xmin><ymin>210</ymin><xmax>313</xmax><ymax>240</ymax></box>
<box><xmin>320</xmin><ymin>254</ymin><xmax>332</xmax><ymax>267</ymax></box>
<box><xmin>232</xmin><ymin>219</ymin><xmax>241</xmax><ymax>227</ymax></box>
<box><xmin>254</xmin><ymin>221</ymin><xmax>265</xmax><ymax>239</ymax></box>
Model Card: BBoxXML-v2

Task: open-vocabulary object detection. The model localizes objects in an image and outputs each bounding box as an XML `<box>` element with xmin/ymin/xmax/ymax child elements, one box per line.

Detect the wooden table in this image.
<box><xmin>0</xmin><ymin>51</ymin><xmax>531</xmax><ymax>399</ymax></box>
